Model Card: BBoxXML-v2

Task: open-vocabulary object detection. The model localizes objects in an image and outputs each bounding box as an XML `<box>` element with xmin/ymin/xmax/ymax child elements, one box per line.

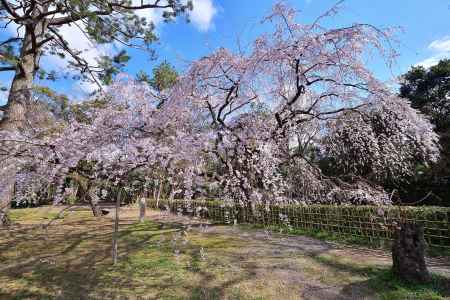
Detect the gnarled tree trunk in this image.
<box><xmin>87</xmin><ymin>185</ymin><xmax>102</xmax><ymax>217</ymax></box>
<box><xmin>0</xmin><ymin>21</ymin><xmax>48</xmax><ymax>227</ymax></box>
<box><xmin>71</xmin><ymin>173</ymin><xmax>103</xmax><ymax>218</ymax></box>
<box><xmin>392</xmin><ymin>222</ymin><xmax>431</xmax><ymax>283</ymax></box>
<box><xmin>1</xmin><ymin>19</ymin><xmax>47</xmax><ymax>131</ymax></box>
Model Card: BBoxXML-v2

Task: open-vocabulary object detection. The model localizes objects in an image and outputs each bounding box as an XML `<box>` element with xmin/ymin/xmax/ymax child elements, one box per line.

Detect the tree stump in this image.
<box><xmin>392</xmin><ymin>222</ymin><xmax>431</xmax><ymax>283</ymax></box>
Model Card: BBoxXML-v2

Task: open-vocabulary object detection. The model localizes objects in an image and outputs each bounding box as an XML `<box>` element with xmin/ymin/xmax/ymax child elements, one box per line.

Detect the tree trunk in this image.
<box><xmin>169</xmin><ymin>186</ymin><xmax>175</xmax><ymax>202</ymax></box>
<box><xmin>392</xmin><ymin>222</ymin><xmax>431</xmax><ymax>283</ymax></box>
<box><xmin>156</xmin><ymin>181</ymin><xmax>163</xmax><ymax>208</ymax></box>
<box><xmin>77</xmin><ymin>178</ymin><xmax>102</xmax><ymax>217</ymax></box>
<box><xmin>153</xmin><ymin>184</ymin><xmax>157</xmax><ymax>201</ymax></box>
<box><xmin>112</xmin><ymin>191</ymin><xmax>121</xmax><ymax>265</ymax></box>
<box><xmin>139</xmin><ymin>196</ymin><xmax>146</xmax><ymax>223</ymax></box>
<box><xmin>1</xmin><ymin>21</ymin><xmax>47</xmax><ymax>131</ymax></box>
<box><xmin>0</xmin><ymin>160</ymin><xmax>17</xmax><ymax>226</ymax></box>
<box><xmin>87</xmin><ymin>186</ymin><xmax>102</xmax><ymax>217</ymax></box>
<box><xmin>0</xmin><ymin>21</ymin><xmax>48</xmax><ymax>226</ymax></box>
<box><xmin>0</xmin><ymin>181</ymin><xmax>13</xmax><ymax>226</ymax></box>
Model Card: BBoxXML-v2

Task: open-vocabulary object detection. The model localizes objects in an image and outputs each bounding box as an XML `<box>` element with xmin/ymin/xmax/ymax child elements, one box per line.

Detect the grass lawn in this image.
<box><xmin>0</xmin><ymin>206</ymin><xmax>449</xmax><ymax>299</ymax></box>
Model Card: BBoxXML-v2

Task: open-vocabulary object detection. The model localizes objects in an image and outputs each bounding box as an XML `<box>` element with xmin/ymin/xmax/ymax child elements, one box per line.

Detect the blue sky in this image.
<box><xmin>1</xmin><ymin>0</ymin><xmax>450</xmax><ymax>104</ymax></box>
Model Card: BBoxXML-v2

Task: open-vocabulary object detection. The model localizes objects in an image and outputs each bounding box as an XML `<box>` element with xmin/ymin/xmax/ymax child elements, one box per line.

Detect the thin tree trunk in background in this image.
<box><xmin>156</xmin><ymin>181</ymin><xmax>163</xmax><ymax>208</ymax></box>
<box><xmin>112</xmin><ymin>190</ymin><xmax>121</xmax><ymax>265</ymax></box>
<box><xmin>87</xmin><ymin>185</ymin><xmax>102</xmax><ymax>217</ymax></box>
<box><xmin>139</xmin><ymin>196</ymin><xmax>146</xmax><ymax>223</ymax></box>
<box><xmin>153</xmin><ymin>184</ymin><xmax>157</xmax><ymax>201</ymax></box>
<box><xmin>169</xmin><ymin>186</ymin><xmax>175</xmax><ymax>202</ymax></box>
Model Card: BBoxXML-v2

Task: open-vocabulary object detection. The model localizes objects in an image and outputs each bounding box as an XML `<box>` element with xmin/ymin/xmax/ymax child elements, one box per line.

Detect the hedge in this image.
<box><xmin>147</xmin><ymin>199</ymin><xmax>450</xmax><ymax>249</ymax></box>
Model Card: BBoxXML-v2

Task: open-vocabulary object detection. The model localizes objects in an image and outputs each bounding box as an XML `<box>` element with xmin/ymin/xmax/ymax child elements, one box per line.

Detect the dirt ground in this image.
<box><xmin>0</xmin><ymin>206</ymin><xmax>449</xmax><ymax>300</ymax></box>
<box><xmin>148</xmin><ymin>209</ymin><xmax>450</xmax><ymax>299</ymax></box>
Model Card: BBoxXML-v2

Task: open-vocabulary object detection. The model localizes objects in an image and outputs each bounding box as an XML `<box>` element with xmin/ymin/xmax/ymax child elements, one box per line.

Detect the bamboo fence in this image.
<box><xmin>148</xmin><ymin>199</ymin><xmax>450</xmax><ymax>250</ymax></box>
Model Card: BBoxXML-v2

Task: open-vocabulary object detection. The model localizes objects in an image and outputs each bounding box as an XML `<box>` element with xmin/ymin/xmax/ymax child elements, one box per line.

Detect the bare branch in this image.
<box><xmin>0</xmin><ymin>37</ymin><xmax>22</xmax><ymax>47</ymax></box>
<box><xmin>49</xmin><ymin>0</ymin><xmax>175</xmax><ymax>26</ymax></box>
<box><xmin>0</xmin><ymin>66</ymin><xmax>16</xmax><ymax>72</ymax></box>
<box><xmin>0</xmin><ymin>0</ymin><xmax>22</xmax><ymax>19</ymax></box>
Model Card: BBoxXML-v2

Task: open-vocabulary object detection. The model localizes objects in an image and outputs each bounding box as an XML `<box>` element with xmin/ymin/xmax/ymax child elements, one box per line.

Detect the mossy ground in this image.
<box><xmin>0</xmin><ymin>206</ymin><xmax>449</xmax><ymax>299</ymax></box>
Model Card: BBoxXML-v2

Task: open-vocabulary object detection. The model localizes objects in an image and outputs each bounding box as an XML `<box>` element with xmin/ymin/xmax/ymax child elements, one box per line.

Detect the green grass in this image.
<box><xmin>8</xmin><ymin>206</ymin><xmax>91</xmax><ymax>223</ymax></box>
<box><xmin>313</xmin><ymin>253</ymin><xmax>450</xmax><ymax>300</ymax></box>
<box><xmin>1</xmin><ymin>207</ymin><xmax>449</xmax><ymax>299</ymax></box>
<box><xmin>368</xmin><ymin>270</ymin><xmax>450</xmax><ymax>300</ymax></box>
<box><xmin>1</xmin><ymin>208</ymin><xmax>267</xmax><ymax>299</ymax></box>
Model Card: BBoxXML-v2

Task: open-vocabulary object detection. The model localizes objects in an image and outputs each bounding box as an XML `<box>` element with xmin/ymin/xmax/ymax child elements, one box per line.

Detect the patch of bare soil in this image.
<box><xmin>2</xmin><ymin>206</ymin><xmax>449</xmax><ymax>299</ymax></box>
<box><xmin>146</xmin><ymin>209</ymin><xmax>450</xmax><ymax>299</ymax></box>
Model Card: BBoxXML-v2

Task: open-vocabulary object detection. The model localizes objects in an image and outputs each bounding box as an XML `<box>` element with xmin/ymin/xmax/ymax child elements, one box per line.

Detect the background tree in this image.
<box><xmin>399</xmin><ymin>59</ymin><xmax>450</xmax><ymax>205</ymax></box>
<box><xmin>0</xmin><ymin>0</ymin><xmax>192</xmax><ymax>131</ymax></box>
<box><xmin>400</xmin><ymin>59</ymin><xmax>450</xmax><ymax>131</ymax></box>
<box><xmin>137</xmin><ymin>60</ymin><xmax>179</xmax><ymax>108</ymax></box>
<box><xmin>138</xmin><ymin>61</ymin><xmax>178</xmax><ymax>91</ymax></box>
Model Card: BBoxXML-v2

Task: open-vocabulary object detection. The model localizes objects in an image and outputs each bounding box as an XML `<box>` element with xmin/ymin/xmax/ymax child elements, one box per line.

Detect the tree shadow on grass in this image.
<box><xmin>183</xmin><ymin>252</ymin><xmax>256</xmax><ymax>300</ymax></box>
<box><xmin>0</xmin><ymin>218</ymin><xmax>183</xmax><ymax>299</ymax></box>
<box><xmin>6</xmin><ymin>212</ymin><xmax>449</xmax><ymax>299</ymax></box>
<box><xmin>341</xmin><ymin>270</ymin><xmax>450</xmax><ymax>300</ymax></box>
<box><xmin>232</xmin><ymin>224</ymin><xmax>450</xmax><ymax>299</ymax></box>
<box><xmin>0</xmin><ymin>217</ymin><xmax>259</xmax><ymax>299</ymax></box>
<box><xmin>311</xmin><ymin>253</ymin><xmax>450</xmax><ymax>299</ymax></box>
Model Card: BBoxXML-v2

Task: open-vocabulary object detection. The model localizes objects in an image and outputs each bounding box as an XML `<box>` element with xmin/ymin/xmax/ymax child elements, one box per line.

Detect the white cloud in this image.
<box><xmin>132</xmin><ymin>0</ymin><xmax>218</xmax><ymax>32</ymax></box>
<box><xmin>70</xmin><ymin>80</ymin><xmax>101</xmax><ymax>101</ymax></box>
<box><xmin>43</xmin><ymin>23</ymin><xmax>115</xmax><ymax>94</ymax></box>
<box><xmin>190</xmin><ymin>0</ymin><xmax>217</xmax><ymax>31</ymax></box>
<box><xmin>5</xmin><ymin>20</ymin><xmax>111</xmax><ymax>94</ymax></box>
<box><xmin>416</xmin><ymin>36</ymin><xmax>450</xmax><ymax>68</ymax></box>
<box><xmin>2</xmin><ymin>1</ymin><xmax>217</xmax><ymax>96</ymax></box>
<box><xmin>132</xmin><ymin>0</ymin><xmax>164</xmax><ymax>26</ymax></box>
<box><xmin>415</xmin><ymin>55</ymin><xmax>446</xmax><ymax>69</ymax></box>
<box><xmin>47</xmin><ymin>23</ymin><xmax>115</xmax><ymax>68</ymax></box>
<box><xmin>428</xmin><ymin>36</ymin><xmax>450</xmax><ymax>53</ymax></box>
